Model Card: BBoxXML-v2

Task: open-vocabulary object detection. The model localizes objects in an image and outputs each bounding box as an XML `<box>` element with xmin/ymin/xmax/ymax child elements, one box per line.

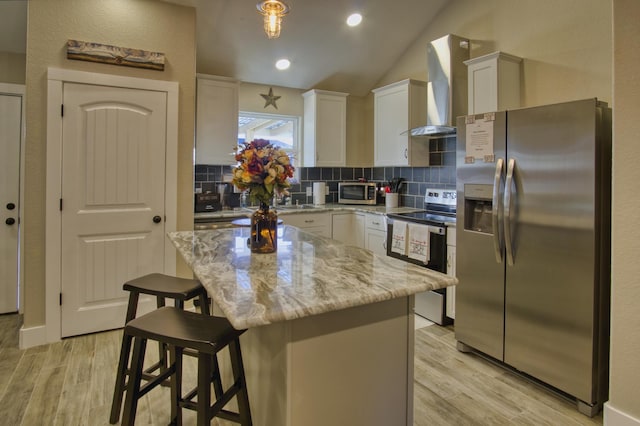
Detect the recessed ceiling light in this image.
<box><xmin>275</xmin><ymin>58</ymin><xmax>291</xmax><ymax>70</ymax></box>
<box><xmin>346</xmin><ymin>13</ymin><xmax>362</xmax><ymax>27</ymax></box>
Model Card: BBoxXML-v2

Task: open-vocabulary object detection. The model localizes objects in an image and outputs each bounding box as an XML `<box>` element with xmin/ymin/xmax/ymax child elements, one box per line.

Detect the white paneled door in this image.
<box><xmin>60</xmin><ymin>83</ymin><xmax>167</xmax><ymax>337</ymax></box>
<box><xmin>0</xmin><ymin>93</ymin><xmax>22</xmax><ymax>314</ymax></box>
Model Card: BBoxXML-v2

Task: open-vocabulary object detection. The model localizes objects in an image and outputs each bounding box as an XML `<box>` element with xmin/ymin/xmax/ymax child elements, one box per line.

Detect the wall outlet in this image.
<box><xmin>306</xmin><ymin>186</ymin><xmax>313</xmax><ymax>196</ymax></box>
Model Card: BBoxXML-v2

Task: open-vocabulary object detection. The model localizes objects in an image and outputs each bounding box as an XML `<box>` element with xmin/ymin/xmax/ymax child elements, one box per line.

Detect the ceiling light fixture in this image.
<box><xmin>346</xmin><ymin>13</ymin><xmax>362</xmax><ymax>27</ymax></box>
<box><xmin>257</xmin><ymin>0</ymin><xmax>290</xmax><ymax>39</ymax></box>
<box><xmin>275</xmin><ymin>59</ymin><xmax>291</xmax><ymax>70</ymax></box>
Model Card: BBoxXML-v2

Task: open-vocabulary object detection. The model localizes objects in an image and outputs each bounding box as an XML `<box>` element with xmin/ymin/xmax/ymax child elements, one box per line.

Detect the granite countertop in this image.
<box><xmin>169</xmin><ymin>226</ymin><xmax>457</xmax><ymax>330</ymax></box>
<box><xmin>194</xmin><ymin>203</ymin><xmax>424</xmax><ymax>222</ymax></box>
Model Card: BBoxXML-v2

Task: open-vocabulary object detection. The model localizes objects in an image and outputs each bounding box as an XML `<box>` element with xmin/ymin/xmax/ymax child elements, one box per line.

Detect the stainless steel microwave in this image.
<box><xmin>338</xmin><ymin>182</ymin><xmax>377</xmax><ymax>205</ymax></box>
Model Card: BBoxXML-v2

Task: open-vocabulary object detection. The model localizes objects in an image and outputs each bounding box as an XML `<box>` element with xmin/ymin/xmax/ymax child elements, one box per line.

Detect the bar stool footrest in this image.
<box><xmin>137</xmin><ymin>366</ymin><xmax>175</xmax><ymax>399</ymax></box>
<box><xmin>179</xmin><ymin>381</ymin><xmax>243</xmax><ymax>416</ymax></box>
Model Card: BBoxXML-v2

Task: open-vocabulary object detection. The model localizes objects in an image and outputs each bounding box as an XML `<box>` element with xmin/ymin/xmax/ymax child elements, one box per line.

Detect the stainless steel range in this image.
<box><xmin>386</xmin><ymin>188</ymin><xmax>456</xmax><ymax>325</ymax></box>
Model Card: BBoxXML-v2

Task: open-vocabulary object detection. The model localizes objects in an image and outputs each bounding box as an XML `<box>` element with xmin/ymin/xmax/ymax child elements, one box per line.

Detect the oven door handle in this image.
<box><xmin>492</xmin><ymin>158</ymin><xmax>504</xmax><ymax>263</ymax></box>
<box><xmin>504</xmin><ymin>158</ymin><xmax>516</xmax><ymax>266</ymax></box>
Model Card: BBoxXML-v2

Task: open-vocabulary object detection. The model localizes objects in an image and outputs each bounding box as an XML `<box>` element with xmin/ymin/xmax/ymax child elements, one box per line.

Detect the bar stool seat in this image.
<box><xmin>123</xmin><ymin>273</ymin><xmax>210</xmax><ymax>319</ymax></box>
<box><xmin>121</xmin><ymin>307</ymin><xmax>252</xmax><ymax>426</ymax></box>
<box><xmin>110</xmin><ymin>273</ymin><xmax>211</xmax><ymax>424</ymax></box>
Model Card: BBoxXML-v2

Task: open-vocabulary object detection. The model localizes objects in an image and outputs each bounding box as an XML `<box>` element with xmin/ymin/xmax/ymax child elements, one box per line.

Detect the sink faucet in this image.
<box><xmin>273</xmin><ymin>193</ymin><xmax>290</xmax><ymax>206</ymax></box>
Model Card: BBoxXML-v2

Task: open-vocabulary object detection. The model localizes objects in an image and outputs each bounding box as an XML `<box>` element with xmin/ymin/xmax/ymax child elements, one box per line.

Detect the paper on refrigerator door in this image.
<box><xmin>465</xmin><ymin>115</ymin><xmax>495</xmax><ymax>163</ymax></box>
<box><xmin>391</xmin><ymin>220</ymin><xmax>408</xmax><ymax>255</ymax></box>
<box><xmin>407</xmin><ymin>223</ymin><xmax>430</xmax><ymax>263</ymax></box>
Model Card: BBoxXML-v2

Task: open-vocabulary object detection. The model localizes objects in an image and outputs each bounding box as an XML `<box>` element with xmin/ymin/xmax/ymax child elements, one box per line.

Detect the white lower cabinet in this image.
<box><xmin>288</xmin><ymin>211</ymin><xmax>387</xmax><ymax>256</ymax></box>
<box><xmin>331</xmin><ymin>212</ymin><xmax>364</xmax><ymax>247</ymax></box>
<box><xmin>364</xmin><ymin>214</ymin><xmax>387</xmax><ymax>257</ymax></box>
<box><xmin>282</xmin><ymin>212</ymin><xmax>332</xmax><ymax>238</ymax></box>
<box><xmin>446</xmin><ymin>227</ymin><xmax>457</xmax><ymax>319</ymax></box>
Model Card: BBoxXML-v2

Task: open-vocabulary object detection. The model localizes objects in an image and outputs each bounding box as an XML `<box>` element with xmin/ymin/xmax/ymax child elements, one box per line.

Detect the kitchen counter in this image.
<box><xmin>194</xmin><ymin>202</ymin><xmax>423</xmax><ymax>222</ymax></box>
<box><xmin>168</xmin><ymin>226</ymin><xmax>457</xmax><ymax>426</ymax></box>
<box><xmin>168</xmin><ymin>225</ymin><xmax>455</xmax><ymax>329</ymax></box>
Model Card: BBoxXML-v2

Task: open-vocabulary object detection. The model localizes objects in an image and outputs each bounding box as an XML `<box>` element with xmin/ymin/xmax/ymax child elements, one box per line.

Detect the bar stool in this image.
<box><xmin>120</xmin><ymin>306</ymin><xmax>252</xmax><ymax>426</ymax></box>
<box><xmin>109</xmin><ymin>273</ymin><xmax>211</xmax><ymax>424</ymax></box>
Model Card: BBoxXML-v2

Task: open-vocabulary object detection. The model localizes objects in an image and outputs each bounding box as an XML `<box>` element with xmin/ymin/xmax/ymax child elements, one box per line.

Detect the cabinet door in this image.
<box><xmin>332</xmin><ymin>213</ymin><xmax>355</xmax><ymax>245</ymax></box>
<box><xmin>366</xmin><ymin>229</ymin><xmax>387</xmax><ymax>256</ymax></box>
<box><xmin>373</xmin><ymin>80</ymin><xmax>429</xmax><ymax>167</ymax></box>
<box><xmin>331</xmin><ymin>213</ymin><xmax>364</xmax><ymax>247</ymax></box>
<box><xmin>374</xmin><ymin>85</ymin><xmax>409</xmax><ymax>166</ymax></box>
<box><xmin>282</xmin><ymin>212</ymin><xmax>331</xmax><ymax>238</ymax></box>
<box><xmin>364</xmin><ymin>214</ymin><xmax>387</xmax><ymax>256</ymax></box>
<box><xmin>196</xmin><ymin>77</ymin><xmax>239</xmax><ymax>165</ymax></box>
<box><xmin>353</xmin><ymin>213</ymin><xmax>365</xmax><ymax>247</ymax></box>
<box><xmin>465</xmin><ymin>51</ymin><xmax>522</xmax><ymax>115</ymax></box>
<box><xmin>302</xmin><ymin>90</ymin><xmax>347</xmax><ymax>167</ymax></box>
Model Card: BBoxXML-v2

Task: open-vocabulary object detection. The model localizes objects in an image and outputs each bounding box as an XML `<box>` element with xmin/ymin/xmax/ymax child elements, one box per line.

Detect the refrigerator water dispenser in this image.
<box><xmin>464</xmin><ymin>184</ymin><xmax>494</xmax><ymax>234</ymax></box>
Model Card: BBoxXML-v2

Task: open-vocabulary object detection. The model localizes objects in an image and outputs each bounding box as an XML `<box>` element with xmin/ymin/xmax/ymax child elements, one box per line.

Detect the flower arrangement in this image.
<box><xmin>232</xmin><ymin>139</ymin><xmax>295</xmax><ymax>206</ymax></box>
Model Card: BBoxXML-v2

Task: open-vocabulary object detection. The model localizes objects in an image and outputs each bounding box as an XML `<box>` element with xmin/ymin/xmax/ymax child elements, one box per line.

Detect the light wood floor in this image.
<box><xmin>0</xmin><ymin>313</ymin><xmax>604</xmax><ymax>425</ymax></box>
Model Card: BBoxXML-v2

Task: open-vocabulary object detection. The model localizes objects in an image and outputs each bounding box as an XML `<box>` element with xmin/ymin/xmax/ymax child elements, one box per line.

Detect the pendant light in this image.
<box><xmin>256</xmin><ymin>0</ymin><xmax>290</xmax><ymax>39</ymax></box>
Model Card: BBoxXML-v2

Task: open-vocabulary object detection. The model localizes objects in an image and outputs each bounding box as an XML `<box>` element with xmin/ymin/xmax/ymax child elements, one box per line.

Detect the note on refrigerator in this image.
<box><xmin>465</xmin><ymin>115</ymin><xmax>494</xmax><ymax>162</ymax></box>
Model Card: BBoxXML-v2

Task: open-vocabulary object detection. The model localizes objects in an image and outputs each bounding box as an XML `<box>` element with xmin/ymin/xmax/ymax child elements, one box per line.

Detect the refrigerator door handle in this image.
<box><xmin>504</xmin><ymin>158</ymin><xmax>516</xmax><ymax>265</ymax></box>
<box><xmin>492</xmin><ymin>158</ymin><xmax>504</xmax><ymax>263</ymax></box>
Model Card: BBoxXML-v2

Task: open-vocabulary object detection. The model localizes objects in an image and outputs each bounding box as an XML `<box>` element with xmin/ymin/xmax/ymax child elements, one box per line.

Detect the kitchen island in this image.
<box><xmin>169</xmin><ymin>225</ymin><xmax>457</xmax><ymax>426</ymax></box>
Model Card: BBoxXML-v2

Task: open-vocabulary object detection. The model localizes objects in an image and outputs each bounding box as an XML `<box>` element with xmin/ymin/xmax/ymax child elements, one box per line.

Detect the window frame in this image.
<box><xmin>238</xmin><ymin>111</ymin><xmax>301</xmax><ymax>182</ymax></box>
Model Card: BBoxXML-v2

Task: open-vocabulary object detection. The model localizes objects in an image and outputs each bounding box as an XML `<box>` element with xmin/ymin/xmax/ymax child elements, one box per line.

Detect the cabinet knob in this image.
<box><xmin>5</xmin><ymin>217</ymin><xmax>16</xmax><ymax>226</ymax></box>
<box><xmin>153</xmin><ymin>215</ymin><xmax>162</xmax><ymax>224</ymax></box>
<box><xmin>6</xmin><ymin>203</ymin><xmax>15</xmax><ymax>210</ymax></box>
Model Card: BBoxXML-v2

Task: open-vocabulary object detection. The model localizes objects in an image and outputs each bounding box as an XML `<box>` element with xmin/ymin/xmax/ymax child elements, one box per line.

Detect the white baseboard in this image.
<box><xmin>605</xmin><ymin>402</ymin><xmax>640</xmax><ymax>426</ymax></box>
<box><xmin>19</xmin><ymin>324</ymin><xmax>47</xmax><ymax>349</ymax></box>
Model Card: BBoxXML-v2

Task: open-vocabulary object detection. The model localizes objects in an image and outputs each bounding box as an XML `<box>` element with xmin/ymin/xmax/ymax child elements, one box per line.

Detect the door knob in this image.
<box><xmin>5</xmin><ymin>218</ymin><xmax>15</xmax><ymax>225</ymax></box>
<box><xmin>6</xmin><ymin>203</ymin><xmax>15</xmax><ymax>210</ymax></box>
<box><xmin>153</xmin><ymin>215</ymin><xmax>162</xmax><ymax>224</ymax></box>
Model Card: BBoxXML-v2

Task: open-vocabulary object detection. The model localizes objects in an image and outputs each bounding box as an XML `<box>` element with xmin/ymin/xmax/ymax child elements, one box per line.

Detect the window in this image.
<box><xmin>238</xmin><ymin>111</ymin><xmax>300</xmax><ymax>181</ymax></box>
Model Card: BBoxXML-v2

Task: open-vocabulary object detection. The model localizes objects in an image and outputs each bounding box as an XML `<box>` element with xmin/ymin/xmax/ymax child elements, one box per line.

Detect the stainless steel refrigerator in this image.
<box><xmin>454</xmin><ymin>98</ymin><xmax>611</xmax><ymax>416</ymax></box>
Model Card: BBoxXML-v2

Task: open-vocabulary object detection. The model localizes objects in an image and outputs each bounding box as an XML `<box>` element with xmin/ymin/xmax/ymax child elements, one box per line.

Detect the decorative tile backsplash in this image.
<box><xmin>195</xmin><ymin>138</ymin><xmax>456</xmax><ymax>208</ymax></box>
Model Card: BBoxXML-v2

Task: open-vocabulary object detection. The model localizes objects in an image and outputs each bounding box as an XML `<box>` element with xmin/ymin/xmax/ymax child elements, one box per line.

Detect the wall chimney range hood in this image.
<box><xmin>407</xmin><ymin>34</ymin><xmax>470</xmax><ymax>138</ymax></box>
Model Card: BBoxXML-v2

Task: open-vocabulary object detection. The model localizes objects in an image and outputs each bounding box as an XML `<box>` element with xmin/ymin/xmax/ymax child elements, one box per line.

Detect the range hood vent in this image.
<box><xmin>408</xmin><ymin>34</ymin><xmax>470</xmax><ymax>138</ymax></box>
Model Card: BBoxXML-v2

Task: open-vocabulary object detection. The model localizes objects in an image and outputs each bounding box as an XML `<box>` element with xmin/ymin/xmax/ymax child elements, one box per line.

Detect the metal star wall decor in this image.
<box><xmin>260</xmin><ymin>87</ymin><xmax>281</xmax><ymax>109</ymax></box>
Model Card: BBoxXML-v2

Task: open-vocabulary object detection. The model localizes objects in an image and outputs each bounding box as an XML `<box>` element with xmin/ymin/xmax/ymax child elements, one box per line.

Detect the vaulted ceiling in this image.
<box><xmin>166</xmin><ymin>0</ymin><xmax>448</xmax><ymax>96</ymax></box>
<box><xmin>0</xmin><ymin>0</ymin><xmax>449</xmax><ymax>97</ymax></box>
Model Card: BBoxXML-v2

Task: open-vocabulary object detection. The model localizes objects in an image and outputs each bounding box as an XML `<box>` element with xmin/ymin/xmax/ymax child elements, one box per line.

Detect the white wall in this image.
<box><xmin>0</xmin><ymin>52</ymin><xmax>25</xmax><ymax>84</ymax></box>
<box><xmin>23</xmin><ymin>0</ymin><xmax>196</xmax><ymax>328</ymax></box>
<box><xmin>607</xmin><ymin>1</ymin><xmax>640</xmax><ymax>424</ymax></box>
<box><xmin>377</xmin><ymin>0</ymin><xmax>612</xmax><ymax>108</ymax></box>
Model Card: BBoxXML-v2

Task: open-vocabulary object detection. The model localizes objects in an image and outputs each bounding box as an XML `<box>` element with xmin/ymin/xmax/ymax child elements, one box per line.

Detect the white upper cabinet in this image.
<box><xmin>302</xmin><ymin>89</ymin><xmax>348</xmax><ymax>167</ymax></box>
<box><xmin>373</xmin><ymin>79</ymin><xmax>429</xmax><ymax>167</ymax></box>
<box><xmin>465</xmin><ymin>52</ymin><xmax>522</xmax><ymax>115</ymax></box>
<box><xmin>196</xmin><ymin>75</ymin><xmax>239</xmax><ymax>165</ymax></box>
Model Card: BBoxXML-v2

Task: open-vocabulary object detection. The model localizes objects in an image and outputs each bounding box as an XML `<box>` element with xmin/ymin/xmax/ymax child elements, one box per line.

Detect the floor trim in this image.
<box><xmin>19</xmin><ymin>324</ymin><xmax>47</xmax><ymax>349</ymax></box>
<box><xmin>604</xmin><ymin>402</ymin><xmax>640</xmax><ymax>426</ymax></box>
